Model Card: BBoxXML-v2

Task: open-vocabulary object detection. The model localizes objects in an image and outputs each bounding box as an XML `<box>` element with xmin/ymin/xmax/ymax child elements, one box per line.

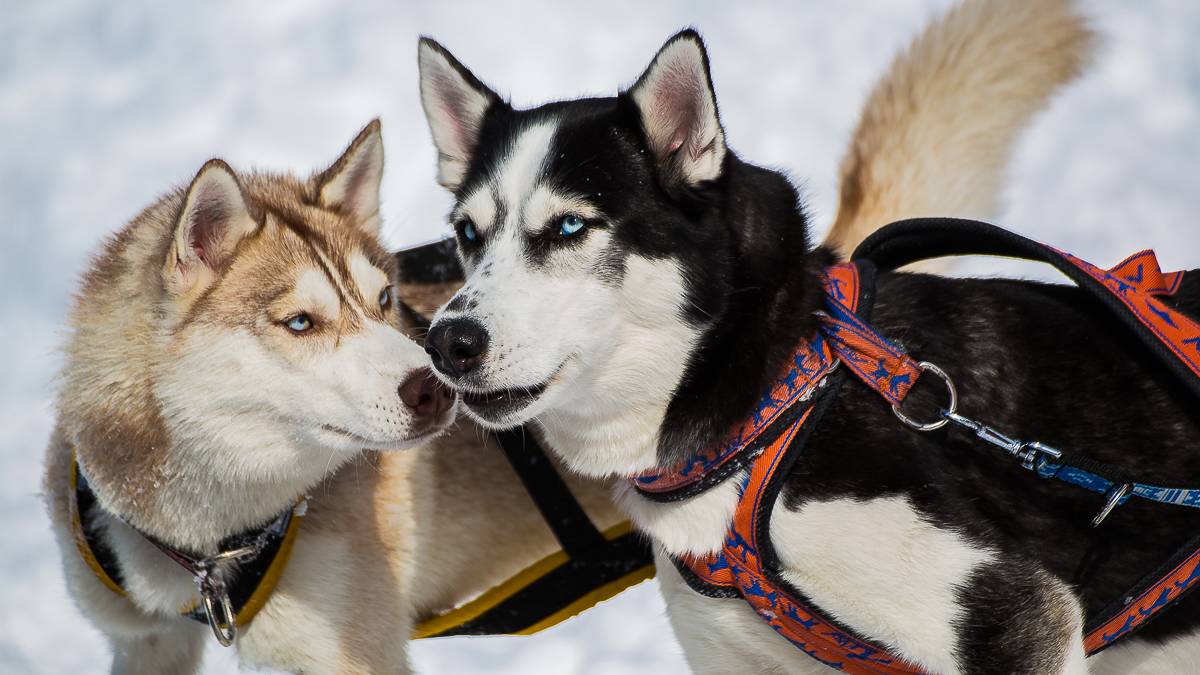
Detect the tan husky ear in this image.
<box><xmin>317</xmin><ymin>119</ymin><xmax>385</xmax><ymax>234</ymax></box>
<box><xmin>628</xmin><ymin>30</ymin><xmax>727</xmax><ymax>188</ymax></box>
<box><xmin>166</xmin><ymin>159</ymin><xmax>257</xmax><ymax>294</ymax></box>
<box><xmin>418</xmin><ymin>37</ymin><xmax>500</xmax><ymax>191</ymax></box>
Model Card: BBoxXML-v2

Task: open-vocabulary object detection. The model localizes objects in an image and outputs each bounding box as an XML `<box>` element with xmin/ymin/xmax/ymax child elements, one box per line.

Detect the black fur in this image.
<box><xmin>779</xmin><ymin>271</ymin><xmax>1200</xmax><ymax>651</ymax></box>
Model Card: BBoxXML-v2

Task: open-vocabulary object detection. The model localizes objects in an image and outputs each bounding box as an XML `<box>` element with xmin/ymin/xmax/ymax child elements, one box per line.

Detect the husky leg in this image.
<box><xmin>768</xmin><ymin>495</ymin><xmax>1088</xmax><ymax>674</ymax></box>
<box><xmin>954</xmin><ymin>560</ymin><xmax>1088</xmax><ymax>675</ymax></box>
<box><xmin>110</xmin><ymin>621</ymin><xmax>205</xmax><ymax>675</ymax></box>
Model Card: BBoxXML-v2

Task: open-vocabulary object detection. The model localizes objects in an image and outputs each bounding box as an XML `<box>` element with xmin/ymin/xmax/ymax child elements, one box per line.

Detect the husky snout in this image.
<box><xmin>399</xmin><ymin>367</ymin><xmax>455</xmax><ymax>430</ymax></box>
<box><xmin>426</xmin><ymin>316</ymin><xmax>489</xmax><ymax>378</ymax></box>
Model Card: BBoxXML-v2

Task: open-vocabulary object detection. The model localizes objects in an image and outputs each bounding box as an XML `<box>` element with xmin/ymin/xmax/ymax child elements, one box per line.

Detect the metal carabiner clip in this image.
<box><xmin>1091</xmin><ymin>482</ymin><xmax>1132</xmax><ymax>528</ymax></box>
<box><xmin>201</xmin><ymin>586</ymin><xmax>237</xmax><ymax>647</ymax></box>
<box><xmin>194</xmin><ymin>545</ymin><xmax>254</xmax><ymax>647</ymax></box>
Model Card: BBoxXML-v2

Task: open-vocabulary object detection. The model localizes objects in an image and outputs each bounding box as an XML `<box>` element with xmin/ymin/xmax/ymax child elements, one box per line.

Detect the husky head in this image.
<box><xmin>65</xmin><ymin>121</ymin><xmax>456</xmax><ymax>539</ymax></box>
<box><xmin>418</xmin><ymin>33</ymin><xmax>823</xmax><ymax>477</ymax></box>
<box><xmin>157</xmin><ymin>122</ymin><xmax>456</xmax><ymax>459</ymax></box>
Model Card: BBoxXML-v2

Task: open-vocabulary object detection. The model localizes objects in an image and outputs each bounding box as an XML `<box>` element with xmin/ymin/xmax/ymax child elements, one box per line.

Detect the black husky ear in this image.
<box><xmin>418</xmin><ymin>38</ymin><xmax>501</xmax><ymax>191</ymax></box>
<box><xmin>166</xmin><ymin>159</ymin><xmax>258</xmax><ymax>294</ymax></box>
<box><xmin>317</xmin><ymin>119</ymin><xmax>385</xmax><ymax>234</ymax></box>
<box><xmin>628</xmin><ymin>30</ymin><xmax>727</xmax><ymax>188</ymax></box>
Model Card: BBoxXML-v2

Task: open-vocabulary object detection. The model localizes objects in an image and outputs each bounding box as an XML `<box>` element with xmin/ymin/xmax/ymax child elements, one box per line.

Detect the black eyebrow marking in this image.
<box><xmin>274</xmin><ymin>215</ymin><xmax>357</xmax><ymax>313</ymax></box>
<box><xmin>490</xmin><ymin>183</ymin><xmax>508</xmax><ymax>230</ymax></box>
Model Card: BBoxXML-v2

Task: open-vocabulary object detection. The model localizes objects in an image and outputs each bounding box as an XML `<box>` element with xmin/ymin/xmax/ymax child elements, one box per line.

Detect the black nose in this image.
<box><xmin>426</xmin><ymin>317</ymin><xmax>489</xmax><ymax>378</ymax></box>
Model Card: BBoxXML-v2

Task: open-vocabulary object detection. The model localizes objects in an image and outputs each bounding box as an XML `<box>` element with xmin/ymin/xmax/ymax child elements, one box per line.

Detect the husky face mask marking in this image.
<box><xmin>420</xmin><ymin>33</ymin><xmax>754</xmax><ymax>475</ymax></box>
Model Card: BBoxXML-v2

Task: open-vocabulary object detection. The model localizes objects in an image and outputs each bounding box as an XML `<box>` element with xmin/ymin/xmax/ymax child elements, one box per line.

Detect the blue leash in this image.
<box><xmin>888</xmin><ymin>362</ymin><xmax>1200</xmax><ymax>526</ymax></box>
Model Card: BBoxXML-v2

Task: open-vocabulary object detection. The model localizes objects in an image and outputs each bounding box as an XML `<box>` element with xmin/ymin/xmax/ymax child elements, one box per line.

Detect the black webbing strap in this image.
<box><xmin>427</xmin><ymin>528</ymin><xmax>652</xmax><ymax>637</ymax></box>
<box><xmin>74</xmin><ymin>467</ymin><xmax>125</xmax><ymax>589</ymax></box>
<box><xmin>493</xmin><ymin>429</ymin><xmax>608</xmax><ymax>558</ymax></box>
<box><xmin>395</xmin><ymin>237</ymin><xmax>463</xmax><ymax>284</ymax></box>
<box><xmin>853</xmin><ymin>217</ymin><xmax>1200</xmax><ymax>400</ymax></box>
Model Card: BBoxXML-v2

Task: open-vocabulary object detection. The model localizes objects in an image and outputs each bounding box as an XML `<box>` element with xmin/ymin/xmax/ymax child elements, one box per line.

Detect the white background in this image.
<box><xmin>1</xmin><ymin>1</ymin><xmax>1197</xmax><ymax>673</ymax></box>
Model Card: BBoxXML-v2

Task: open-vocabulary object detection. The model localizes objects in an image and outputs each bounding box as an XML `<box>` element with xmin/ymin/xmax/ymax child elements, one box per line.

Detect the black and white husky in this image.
<box><xmin>418</xmin><ymin>1</ymin><xmax>1200</xmax><ymax>672</ymax></box>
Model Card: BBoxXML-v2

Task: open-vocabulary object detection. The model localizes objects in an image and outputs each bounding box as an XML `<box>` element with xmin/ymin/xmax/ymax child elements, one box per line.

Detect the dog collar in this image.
<box><xmin>632</xmin><ymin>263</ymin><xmax>871</xmax><ymax>502</ymax></box>
<box><xmin>69</xmin><ymin>451</ymin><xmax>303</xmax><ymax>646</ymax></box>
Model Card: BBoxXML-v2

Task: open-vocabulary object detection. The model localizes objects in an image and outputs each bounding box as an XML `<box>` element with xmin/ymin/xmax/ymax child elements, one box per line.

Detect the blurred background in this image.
<box><xmin>1</xmin><ymin>1</ymin><xmax>1197</xmax><ymax>672</ymax></box>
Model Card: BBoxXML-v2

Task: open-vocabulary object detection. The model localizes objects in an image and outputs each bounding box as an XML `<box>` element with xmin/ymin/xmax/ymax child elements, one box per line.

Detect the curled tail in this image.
<box><xmin>823</xmin><ymin>0</ymin><xmax>1095</xmax><ymax>257</ymax></box>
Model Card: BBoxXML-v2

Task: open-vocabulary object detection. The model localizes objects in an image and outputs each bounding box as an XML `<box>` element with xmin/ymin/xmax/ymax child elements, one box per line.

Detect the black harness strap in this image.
<box><xmin>494</xmin><ymin>429</ymin><xmax>608</xmax><ymax>558</ymax></box>
<box><xmin>422</xmin><ymin>429</ymin><xmax>653</xmax><ymax>638</ymax></box>
<box><xmin>395</xmin><ymin>237</ymin><xmax>463</xmax><ymax>285</ymax></box>
<box><xmin>429</xmin><ymin>526</ymin><xmax>653</xmax><ymax>637</ymax></box>
<box><xmin>75</xmin><ymin>467</ymin><xmax>125</xmax><ymax>589</ymax></box>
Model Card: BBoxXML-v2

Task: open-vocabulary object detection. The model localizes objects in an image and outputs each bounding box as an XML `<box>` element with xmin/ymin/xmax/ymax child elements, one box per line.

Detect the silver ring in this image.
<box><xmin>891</xmin><ymin>361</ymin><xmax>957</xmax><ymax>432</ymax></box>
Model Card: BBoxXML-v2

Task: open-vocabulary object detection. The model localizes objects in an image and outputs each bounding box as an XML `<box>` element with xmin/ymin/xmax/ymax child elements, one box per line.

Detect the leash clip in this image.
<box><xmin>941</xmin><ymin>412</ymin><xmax>1064</xmax><ymax>472</ymax></box>
<box><xmin>199</xmin><ymin>579</ymin><xmax>237</xmax><ymax>647</ymax></box>
<box><xmin>1092</xmin><ymin>483</ymin><xmax>1132</xmax><ymax>528</ymax></box>
<box><xmin>1018</xmin><ymin>441</ymin><xmax>1063</xmax><ymax>472</ymax></box>
<box><xmin>194</xmin><ymin>545</ymin><xmax>256</xmax><ymax>647</ymax></box>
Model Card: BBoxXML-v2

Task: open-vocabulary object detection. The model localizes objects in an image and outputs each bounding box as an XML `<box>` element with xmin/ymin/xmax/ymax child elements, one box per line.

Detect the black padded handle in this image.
<box><xmin>852</xmin><ymin>217</ymin><xmax>1200</xmax><ymax>400</ymax></box>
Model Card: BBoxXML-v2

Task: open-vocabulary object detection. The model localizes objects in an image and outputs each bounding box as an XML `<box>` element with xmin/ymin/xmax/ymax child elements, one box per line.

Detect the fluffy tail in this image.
<box><xmin>823</xmin><ymin>0</ymin><xmax>1095</xmax><ymax>257</ymax></box>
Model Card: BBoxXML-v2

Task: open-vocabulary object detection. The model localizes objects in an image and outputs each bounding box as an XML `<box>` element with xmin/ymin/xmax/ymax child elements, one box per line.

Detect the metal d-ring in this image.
<box><xmin>891</xmin><ymin>361</ymin><xmax>957</xmax><ymax>432</ymax></box>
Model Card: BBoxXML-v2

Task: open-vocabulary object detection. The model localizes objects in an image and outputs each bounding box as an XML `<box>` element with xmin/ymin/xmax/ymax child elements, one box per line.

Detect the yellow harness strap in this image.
<box><xmin>414</xmin><ymin>521</ymin><xmax>656</xmax><ymax>638</ymax></box>
<box><xmin>71</xmin><ymin>450</ymin><xmax>653</xmax><ymax>639</ymax></box>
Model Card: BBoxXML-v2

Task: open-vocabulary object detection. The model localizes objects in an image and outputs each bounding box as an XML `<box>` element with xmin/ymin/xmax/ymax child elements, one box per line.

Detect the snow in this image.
<box><xmin>0</xmin><ymin>1</ymin><xmax>1196</xmax><ymax>672</ymax></box>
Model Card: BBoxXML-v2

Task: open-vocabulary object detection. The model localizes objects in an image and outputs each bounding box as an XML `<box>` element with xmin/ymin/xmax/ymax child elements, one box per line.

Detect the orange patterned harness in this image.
<box><xmin>633</xmin><ymin>218</ymin><xmax>1200</xmax><ymax>672</ymax></box>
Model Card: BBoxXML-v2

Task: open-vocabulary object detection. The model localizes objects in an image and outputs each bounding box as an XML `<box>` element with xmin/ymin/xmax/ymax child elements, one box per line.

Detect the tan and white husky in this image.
<box><xmin>41</xmin><ymin>120</ymin><xmax>624</xmax><ymax>673</ymax></box>
<box><xmin>46</xmin><ymin>1</ymin><xmax>1090</xmax><ymax>672</ymax></box>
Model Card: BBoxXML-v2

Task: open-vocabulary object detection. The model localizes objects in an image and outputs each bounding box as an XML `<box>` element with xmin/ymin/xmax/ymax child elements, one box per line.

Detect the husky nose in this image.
<box><xmin>426</xmin><ymin>317</ymin><xmax>489</xmax><ymax>378</ymax></box>
<box><xmin>398</xmin><ymin>368</ymin><xmax>454</xmax><ymax>427</ymax></box>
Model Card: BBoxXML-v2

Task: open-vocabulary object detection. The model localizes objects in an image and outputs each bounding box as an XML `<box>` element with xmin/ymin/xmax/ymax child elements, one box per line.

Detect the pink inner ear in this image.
<box><xmin>666</xmin><ymin>132</ymin><xmax>687</xmax><ymax>155</ymax></box>
<box><xmin>653</xmin><ymin>68</ymin><xmax>702</xmax><ymax>157</ymax></box>
<box><xmin>188</xmin><ymin>186</ymin><xmax>233</xmax><ymax>267</ymax></box>
<box><xmin>338</xmin><ymin>156</ymin><xmax>372</xmax><ymax>210</ymax></box>
<box><xmin>433</xmin><ymin>73</ymin><xmax>478</xmax><ymax>157</ymax></box>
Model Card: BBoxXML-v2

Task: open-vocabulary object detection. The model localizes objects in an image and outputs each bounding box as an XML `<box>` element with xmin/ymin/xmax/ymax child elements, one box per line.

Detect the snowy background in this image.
<box><xmin>1</xmin><ymin>1</ymin><xmax>1197</xmax><ymax>673</ymax></box>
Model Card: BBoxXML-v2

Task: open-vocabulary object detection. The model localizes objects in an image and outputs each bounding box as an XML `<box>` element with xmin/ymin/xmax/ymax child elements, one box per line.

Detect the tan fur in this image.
<box><xmin>397</xmin><ymin>281</ymin><xmax>461</xmax><ymax>319</ymax></box>
<box><xmin>44</xmin><ymin>120</ymin><xmax>622</xmax><ymax>673</ymax></box>
<box><xmin>822</xmin><ymin>0</ymin><xmax>1094</xmax><ymax>258</ymax></box>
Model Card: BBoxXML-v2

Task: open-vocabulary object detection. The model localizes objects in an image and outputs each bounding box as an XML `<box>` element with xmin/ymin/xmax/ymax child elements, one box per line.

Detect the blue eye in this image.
<box><xmin>285</xmin><ymin>314</ymin><xmax>313</xmax><ymax>333</ymax></box>
<box><xmin>559</xmin><ymin>214</ymin><xmax>586</xmax><ymax>237</ymax></box>
<box><xmin>460</xmin><ymin>219</ymin><xmax>478</xmax><ymax>242</ymax></box>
